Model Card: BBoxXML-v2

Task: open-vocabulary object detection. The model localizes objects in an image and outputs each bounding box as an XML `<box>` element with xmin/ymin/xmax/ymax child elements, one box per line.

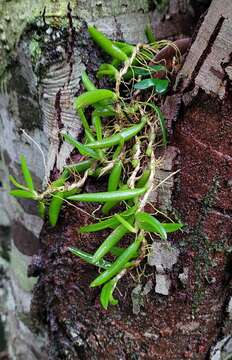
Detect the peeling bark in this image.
<box><xmin>0</xmin><ymin>1</ymin><xmax>152</xmax><ymax>358</ymax></box>
<box><xmin>31</xmin><ymin>1</ymin><xmax>232</xmax><ymax>359</ymax></box>
<box><xmin>178</xmin><ymin>0</ymin><xmax>232</xmax><ymax>98</ymax></box>
<box><xmin>1</xmin><ymin>0</ymin><xmax>232</xmax><ymax>359</ymax></box>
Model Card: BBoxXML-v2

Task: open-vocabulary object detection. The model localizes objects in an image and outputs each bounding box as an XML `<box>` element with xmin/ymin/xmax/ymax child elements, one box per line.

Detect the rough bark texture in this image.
<box><xmin>179</xmin><ymin>0</ymin><xmax>232</xmax><ymax>98</ymax></box>
<box><xmin>0</xmin><ymin>0</ymin><xmax>152</xmax><ymax>358</ymax></box>
<box><xmin>1</xmin><ymin>0</ymin><xmax>232</xmax><ymax>359</ymax></box>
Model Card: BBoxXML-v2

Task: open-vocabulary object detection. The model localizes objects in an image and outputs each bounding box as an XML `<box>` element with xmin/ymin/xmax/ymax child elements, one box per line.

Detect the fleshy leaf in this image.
<box><xmin>133</xmin><ymin>78</ymin><xmax>169</xmax><ymax>94</ymax></box>
<box><xmin>92</xmin><ymin>223</ymin><xmax>129</xmax><ymax>262</ymax></box>
<box><xmin>147</xmin><ymin>103</ymin><xmax>167</xmax><ymax>146</ymax></box>
<box><xmin>68</xmin><ymin>187</ymin><xmax>146</xmax><ymax>203</ymax></box>
<box><xmin>9</xmin><ymin>175</ymin><xmax>28</xmax><ymax>191</ymax></box>
<box><xmin>100</xmin><ymin>278</ymin><xmax>119</xmax><ymax>309</ymax></box>
<box><xmin>80</xmin><ymin>217</ymin><xmax>118</xmax><ymax>233</ymax></box>
<box><xmin>48</xmin><ymin>193</ymin><xmax>64</xmax><ymax>227</ymax></box>
<box><xmin>135</xmin><ymin>211</ymin><xmax>167</xmax><ymax>240</ymax></box>
<box><xmin>162</xmin><ymin>223</ymin><xmax>183</xmax><ymax>233</ymax></box>
<box><xmin>20</xmin><ymin>155</ymin><xmax>35</xmax><ymax>191</ymax></box>
<box><xmin>145</xmin><ymin>25</ymin><xmax>156</xmax><ymax>44</ymax></box>
<box><xmin>80</xmin><ymin>206</ymin><xmax>137</xmax><ymax>233</ymax></box>
<box><xmin>74</xmin><ymin>89</ymin><xmax>117</xmax><ymax>110</ymax></box>
<box><xmin>115</xmin><ymin>214</ymin><xmax>136</xmax><ymax>233</ymax></box>
<box><xmin>68</xmin><ymin>247</ymin><xmax>111</xmax><ymax>270</ymax></box>
<box><xmin>132</xmin><ymin>65</ymin><xmax>166</xmax><ymax>76</ymax></box>
<box><xmin>97</xmin><ymin>64</ymin><xmax>118</xmax><ymax>79</ymax></box>
<box><xmin>63</xmin><ymin>133</ymin><xmax>100</xmax><ymax>160</ymax></box>
<box><xmin>10</xmin><ymin>189</ymin><xmax>37</xmax><ymax>199</ymax></box>
<box><xmin>38</xmin><ymin>201</ymin><xmax>46</xmax><ymax>218</ymax></box>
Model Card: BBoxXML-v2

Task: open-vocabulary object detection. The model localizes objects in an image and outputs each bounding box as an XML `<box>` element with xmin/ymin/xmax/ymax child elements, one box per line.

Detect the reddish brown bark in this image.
<box><xmin>29</xmin><ymin>1</ymin><xmax>232</xmax><ymax>359</ymax></box>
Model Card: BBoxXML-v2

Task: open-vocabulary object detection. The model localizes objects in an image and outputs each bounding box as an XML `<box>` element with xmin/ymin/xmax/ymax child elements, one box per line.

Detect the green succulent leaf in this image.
<box><xmin>113</xmin><ymin>41</ymin><xmax>134</xmax><ymax>55</ymax></box>
<box><xmin>63</xmin><ymin>133</ymin><xmax>101</xmax><ymax>160</ymax></box>
<box><xmin>92</xmin><ymin>113</ymin><xmax>103</xmax><ymax>141</ymax></box>
<box><xmin>110</xmin><ymin>246</ymin><xmax>125</xmax><ymax>257</ymax></box>
<box><xmin>135</xmin><ymin>211</ymin><xmax>167</xmax><ymax>240</ymax></box>
<box><xmin>133</xmin><ymin>78</ymin><xmax>169</xmax><ymax>94</ymax></box>
<box><xmin>49</xmin><ymin>193</ymin><xmax>64</xmax><ymax>227</ymax></box>
<box><xmin>20</xmin><ymin>155</ymin><xmax>35</xmax><ymax>191</ymax></box>
<box><xmin>108</xmin><ymin>161</ymin><xmax>122</xmax><ymax>192</ymax></box>
<box><xmin>81</xmin><ymin>71</ymin><xmax>97</xmax><ymax>91</ymax></box>
<box><xmin>49</xmin><ymin>188</ymin><xmax>81</xmax><ymax>227</ymax></box>
<box><xmin>91</xmin><ymin>236</ymin><xmax>143</xmax><ymax>287</ymax></box>
<box><xmin>88</xmin><ymin>26</ymin><xmax>128</xmax><ymax>61</ymax></box>
<box><xmin>78</xmin><ymin>108</ymin><xmax>92</xmax><ymax>133</ymax></box>
<box><xmin>92</xmin><ymin>223</ymin><xmax>129</xmax><ymax>263</ymax></box>
<box><xmin>115</xmin><ymin>214</ymin><xmax>136</xmax><ymax>233</ymax></box>
<box><xmin>50</xmin><ymin>170</ymin><xmax>70</xmax><ymax>189</ymax></box>
<box><xmin>68</xmin><ymin>247</ymin><xmax>111</xmax><ymax>270</ymax></box>
<box><xmin>136</xmin><ymin>169</ymin><xmax>150</xmax><ymax>188</ymax></box>
<box><xmin>87</xmin><ymin>116</ymin><xmax>147</xmax><ymax>150</ymax></box>
<box><xmin>80</xmin><ymin>217</ymin><xmax>118</xmax><ymax>233</ymax></box>
<box><xmin>74</xmin><ymin>89</ymin><xmax>117</xmax><ymax>110</ymax></box>
<box><xmin>38</xmin><ymin>201</ymin><xmax>46</xmax><ymax>219</ymax></box>
<box><xmin>100</xmin><ymin>278</ymin><xmax>119</xmax><ymax>309</ymax></box>
<box><xmin>145</xmin><ymin>24</ymin><xmax>156</xmax><ymax>44</ymax></box>
<box><xmin>97</xmin><ymin>64</ymin><xmax>119</xmax><ymax>79</ymax></box>
<box><xmin>147</xmin><ymin>103</ymin><xmax>167</xmax><ymax>146</ymax></box>
<box><xmin>110</xmin><ymin>246</ymin><xmax>138</xmax><ymax>259</ymax></box>
<box><xmin>9</xmin><ymin>189</ymin><xmax>37</xmax><ymax>199</ymax></box>
<box><xmin>93</xmin><ymin>104</ymin><xmax>116</xmax><ymax>117</ymax></box>
<box><xmin>162</xmin><ymin>222</ymin><xmax>183</xmax><ymax>233</ymax></box>
<box><xmin>68</xmin><ymin>187</ymin><xmax>146</xmax><ymax>203</ymax></box>
<box><xmin>101</xmin><ymin>184</ymin><xmax>132</xmax><ymax>215</ymax></box>
<box><xmin>79</xmin><ymin>206</ymin><xmax>137</xmax><ymax>233</ymax></box>
<box><xmin>64</xmin><ymin>160</ymin><xmax>94</xmax><ymax>174</ymax></box>
<box><xmin>9</xmin><ymin>175</ymin><xmax>28</xmax><ymax>191</ymax></box>
<box><xmin>132</xmin><ymin>65</ymin><xmax>166</xmax><ymax>76</ymax></box>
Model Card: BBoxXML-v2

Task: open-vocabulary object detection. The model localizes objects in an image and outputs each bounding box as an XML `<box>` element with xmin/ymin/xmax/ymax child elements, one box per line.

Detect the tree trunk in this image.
<box><xmin>1</xmin><ymin>0</ymin><xmax>232</xmax><ymax>359</ymax></box>
<box><xmin>0</xmin><ymin>1</ymin><xmax>152</xmax><ymax>358</ymax></box>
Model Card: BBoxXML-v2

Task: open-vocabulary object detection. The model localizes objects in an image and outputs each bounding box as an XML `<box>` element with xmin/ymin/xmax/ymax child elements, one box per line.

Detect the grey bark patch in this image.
<box><xmin>148</xmin><ymin>242</ymin><xmax>180</xmax><ymax>272</ymax></box>
<box><xmin>131</xmin><ymin>284</ymin><xmax>143</xmax><ymax>315</ymax></box>
<box><xmin>148</xmin><ymin>146</ymin><xmax>179</xmax><ymax>211</ymax></box>
<box><xmin>148</xmin><ymin>242</ymin><xmax>180</xmax><ymax>295</ymax></box>
<box><xmin>155</xmin><ymin>274</ymin><xmax>171</xmax><ymax>296</ymax></box>
<box><xmin>40</xmin><ymin>55</ymin><xmax>84</xmax><ymax>180</ymax></box>
<box><xmin>131</xmin><ymin>279</ymin><xmax>153</xmax><ymax>315</ymax></box>
<box><xmin>0</xmin><ymin>93</ymin><xmax>48</xmax><ymax>184</ymax></box>
<box><xmin>227</xmin><ymin>297</ymin><xmax>232</xmax><ymax>320</ymax></box>
<box><xmin>178</xmin><ymin>267</ymin><xmax>189</xmax><ymax>287</ymax></box>
<box><xmin>0</xmin><ymin>205</ymin><xmax>10</xmax><ymax>228</ymax></box>
<box><xmin>77</xmin><ymin>0</ymin><xmax>150</xmax><ymax>23</ymax></box>
<box><xmin>8</xmin><ymin>40</ymin><xmax>43</xmax><ymax>131</ymax></box>
<box><xmin>17</xmin><ymin>96</ymin><xmax>42</xmax><ymax>131</ymax></box>
<box><xmin>1</xmin><ymin>251</ymin><xmax>47</xmax><ymax>359</ymax></box>
<box><xmin>12</xmin><ymin>221</ymin><xmax>40</xmax><ymax>256</ymax></box>
<box><xmin>2</xmin><ymin>151</ymin><xmax>10</xmax><ymax>166</ymax></box>
<box><xmin>15</xmin><ymin>198</ymin><xmax>39</xmax><ymax>218</ymax></box>
<box><xmin>178</xmin><ymin>0</ymin><xmax>232</xmax><ymax>98</ymax></box>
<box><xmin>161</xmin><ymin>95</ymin><xmax>182</xmax><ymax>135</ymax></box>
<box><xmin>210</xmin><ymin>336</ymin><xmax>232</xmax><ymax>360</ymax></box>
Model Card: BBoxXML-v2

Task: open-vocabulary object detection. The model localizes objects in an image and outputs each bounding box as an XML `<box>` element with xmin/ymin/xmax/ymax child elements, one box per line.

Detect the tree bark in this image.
<box><xmin>0</xmin><ymin>1</ymin><xmax>152</xmax><ymax>358</ymax></box>
<box><xmin>1</xmin><ymin>0</ymin><xmax>232</xmax><ymax>359</ymax></box>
